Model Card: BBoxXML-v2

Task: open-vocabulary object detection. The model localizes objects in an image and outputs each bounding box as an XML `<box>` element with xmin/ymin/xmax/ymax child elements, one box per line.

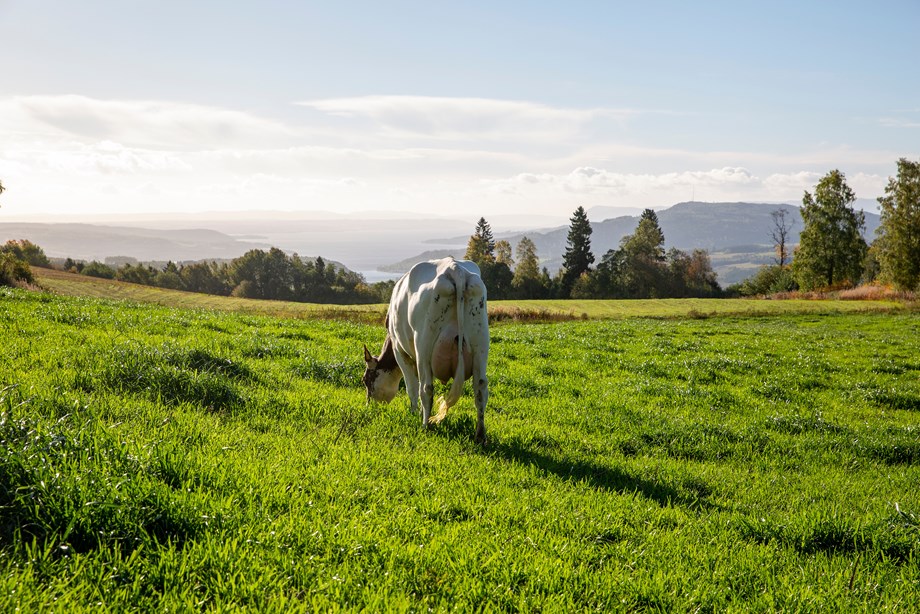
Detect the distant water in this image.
<box><xmin>359</xmin><ymin>270</ymin><xmax>401</xmax><ymax>283</ymax></box>
<box><xmin>227</xmin><ymin>219</ymin><xmax>468</xmax><ymax>274</ymax></box>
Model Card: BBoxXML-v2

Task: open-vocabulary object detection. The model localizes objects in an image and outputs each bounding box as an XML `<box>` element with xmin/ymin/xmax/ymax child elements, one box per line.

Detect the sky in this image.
<box><xmin>1</xmin><ymin>0</ymin><xmax>918</xmax><ymax>221</ymax></box>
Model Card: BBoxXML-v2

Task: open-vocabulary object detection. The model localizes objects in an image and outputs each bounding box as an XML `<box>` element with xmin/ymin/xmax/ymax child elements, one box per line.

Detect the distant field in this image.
<box><xmin>34</xmin><ymin>267</ymin><xmax>908</xmax><ymax>321</ymax></box>
<box><xmin>34</xmin><ymin>267</ymin><xmax>385</xmax><ymax>321</ymax></box>
<box><xmin>1</xmin><ymin>286</ymin><xmax>918</xmax><ymax>610</ymax></box>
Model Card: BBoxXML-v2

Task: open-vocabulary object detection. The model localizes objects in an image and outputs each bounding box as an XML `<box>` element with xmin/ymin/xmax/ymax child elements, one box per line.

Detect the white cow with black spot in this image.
<box><xmin>363</xmin><ymin>257</ymin><xmax>489</xmax><ymax>444</ymax></box>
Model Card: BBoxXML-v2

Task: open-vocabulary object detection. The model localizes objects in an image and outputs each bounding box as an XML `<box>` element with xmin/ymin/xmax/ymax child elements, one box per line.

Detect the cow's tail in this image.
<box><xmin>435</xmin><ymin>263</ymin><xmax>466</xmax><ymax>421</ymax></box>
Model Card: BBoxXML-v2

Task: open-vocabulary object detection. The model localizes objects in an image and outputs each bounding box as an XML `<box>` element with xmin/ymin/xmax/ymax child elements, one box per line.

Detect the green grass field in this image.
<box><xmin>1</xmin><ymin>285</ymin><xmax>919</xmax><ymax>611</ymax></box>
<box><xmin>34</xmin><ymin>266</ymin><xmax>910</xmax><ymax>322</ymax></box>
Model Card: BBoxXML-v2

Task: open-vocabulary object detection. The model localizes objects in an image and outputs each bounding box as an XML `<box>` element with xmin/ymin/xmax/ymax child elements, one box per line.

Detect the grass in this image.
<box><xmin>35</xmin><ymin>266</ymin><xmax>910</xmax><ymax>323</ymax></box>
<box><xmin>34</xmin><ymin>267</ymin><xmax>386</xmax><ymax>322</ymax></box>
<box><xmin>1</xmin><ymin>285</ymin><xmax>919</xmax><ymax>610</ymax></box>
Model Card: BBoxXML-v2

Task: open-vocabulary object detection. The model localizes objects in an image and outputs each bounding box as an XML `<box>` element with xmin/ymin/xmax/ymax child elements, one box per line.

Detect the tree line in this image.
<box><xmin>464</xmin><ymin>207</ymin><xmax>720</xmax><ymax>299</ymax></box>
<box><xmin>76</xmin><ymin>248</ymin><xmax>397</xmax><ymax>304</ymax></box>
<box><xmin>466</xmin><ymin>159</ymin><xmax>920</xmax><ymax>299</ymax></box>
<box><xmin>3</xmin><ymin>158</ymin><xmax>919</xmax><ymax>298</ymax></box>
<box><xmin>1</xmin><ymin>242</ymin><xmax>395</xmax><ymax>304</ymax></box>
<box><xmin>734</xmin><ymin>159</ymin><xmax>920</xmax><ymax>296</ymax></box>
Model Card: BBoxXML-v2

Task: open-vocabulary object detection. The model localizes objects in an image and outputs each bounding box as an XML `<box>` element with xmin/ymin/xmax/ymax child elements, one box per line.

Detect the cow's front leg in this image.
<box><xmin>395</xmin><ymin>349</ymin><xmax>419</xmax><ymax>415</ymax></box>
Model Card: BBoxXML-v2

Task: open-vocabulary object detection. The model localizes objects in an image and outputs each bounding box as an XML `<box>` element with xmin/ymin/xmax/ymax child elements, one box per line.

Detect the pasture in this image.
<box><xmin>34</xmin><ymin>267</ymin><xmax>907</xmax><ymax>322</ymax></box>
<box><xmin>1</xmin><ymin>286</ymin><xmax>918</xmax><ymax>611</ymax></box>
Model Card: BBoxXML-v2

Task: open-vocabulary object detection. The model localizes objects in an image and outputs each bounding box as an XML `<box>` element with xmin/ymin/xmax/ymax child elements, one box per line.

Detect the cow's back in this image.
<box><xmin>387</xmin><ymin>258</ymin><xmax>487</xmax><ymax>364</ymax></box>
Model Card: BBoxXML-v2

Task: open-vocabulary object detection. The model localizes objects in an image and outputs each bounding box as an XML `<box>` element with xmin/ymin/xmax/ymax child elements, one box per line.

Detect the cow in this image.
<box><xmin>363</xmin><ymin>257</ymin><xmax>489</xmax><ymax>444</ymax></box>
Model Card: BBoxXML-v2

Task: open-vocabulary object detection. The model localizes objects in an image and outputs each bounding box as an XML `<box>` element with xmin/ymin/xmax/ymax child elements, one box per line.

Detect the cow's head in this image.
<box><xmin>363</xmin><ymin>342</ymin><xmax>402</xmax><ymax>403</ymax></box>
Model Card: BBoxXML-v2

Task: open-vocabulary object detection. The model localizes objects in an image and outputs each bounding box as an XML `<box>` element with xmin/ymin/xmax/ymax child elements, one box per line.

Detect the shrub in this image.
<box><xmin>731</xmin><ymin>265</ymin><xmax>797</xmax><ymax>297</ymax></box>
<box><xmin>0</xmin><ymin>239</ymin><xmax>51</xmax><ymax>267</ymax></box>
<box><xmin>81</xmin><ymin>261</ymin><xmax>117</xmax><ymax>279</ymax></box>
<box><xmin>0</xmin><ymin>252</ymin><xmax>33</xmax><ymax>287</ymax></box>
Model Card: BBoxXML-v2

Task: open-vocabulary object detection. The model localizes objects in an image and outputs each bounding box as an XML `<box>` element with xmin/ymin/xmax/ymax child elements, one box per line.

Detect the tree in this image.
<box><xmin>494</xmin><ymin>240</ymin><xmax>513</xmax><ymax>267</ymax></box>
<box><xmin>686</xmin><ymin>249</ymin><xmax>720</xmax><ymax>297</ymax></box>
<box><xmin>511</xmin><ymin>237</ymin><xmax>541</xmax><ymax>297</ymax></box>
<box><xmin>620</xmin><ymin>208</ymin><xmax>667</xmax><ymax>298</ymax></box>
<box><xmin>0</xmin><ymin>253</ymin><xmax>33</xmax><ymax>286</ymax></box>
<box><xmin>180</xmin><ymin>261</ymin><xmax>231</xmax><ymax>295</ymax></box>
<box><xmin>770</xmin><ymin>208</ymin><xmax>795</xmax><ymax>267</ymax></box>
<box><xmin>229</xmin><ymin>248</ymin><xmax>297</xmax><ymax>300</ymax></box>
<box><xmin>593</xmin><ymin>248</ymin><xmax>627</xmax><ymax>298</ymax></box>
<box><xmin>465</xmin><ymin>217</ymin><xmax>495</xmax><ymax>265</ymax></box>
<box><xmin>81</xmin><ymin>261</ymin><xmax>116</xmax><ymax>279</ymax></box>
<box><xmin>479</xmin><ymin>261</ymin><xmax>513</xmax><ymax>299</ymax></box>
<box><xmin>1</xmin><ymin>239</ymin><xmax>50</xmax><ymax>267</ymax></box>
<box><xmin>116</xmin><ymin>263</ymin><xmax>158</xmax><ymax>286</ymax></box>
<box><xmin>876</xmin><ymin>158</ymin><xmax>920</xmax><ymax>290</ymax></box>
<box><xmin>792</xmin><ymin>170</ymin><xmax>867</xmax><ymax>290</ymax></box>
<box><xmin>560</xmin><ymin>206</ymin><xmax>594</xmax><ymax>297</ymax></box>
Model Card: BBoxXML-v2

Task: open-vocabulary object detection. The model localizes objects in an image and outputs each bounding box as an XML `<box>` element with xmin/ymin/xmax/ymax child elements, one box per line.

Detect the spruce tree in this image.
<box><xmin>560</xmin><ymin>206</ymin><xmax>594</xmax><ymax>297</ymax></box>
<box><xmin>619</xmin><ymin>208</ymin><xmax>667</xmax><ymax>298</ymax></box>
<box><xmin>465</xmin><ymin>217</ymin><xmax>495</xmax><ymax>265</ymax></box>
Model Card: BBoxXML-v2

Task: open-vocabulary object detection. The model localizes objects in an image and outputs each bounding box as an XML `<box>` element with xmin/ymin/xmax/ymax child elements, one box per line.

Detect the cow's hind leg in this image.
<box><xmin>419</xmin><ymin>369</ymin><xmax>434</xmax><ymax>428</ymax></box>
<box><xmin>473</xmin><ymin>358</ymin><xmax>488</xmax><ymax>445</ymax></box>
<box><xmin>418</xmin><ymin>362</ymin><xmax>435</xmax><ymax>428</ymax></box>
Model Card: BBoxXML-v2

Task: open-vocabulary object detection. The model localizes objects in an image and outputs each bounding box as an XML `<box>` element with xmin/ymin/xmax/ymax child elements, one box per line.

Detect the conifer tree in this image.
<box><xmin>560</xmin><ymin>206</ymin><xmax>594</xmax><ymax>297</ymax></box>
<box><xmin>619</xmin><ymin>208</ymin><xmax>667</xmax><ymax>298</ymax></box>
<box><xmin>465</xmin><ymin>217</ymin><xmax>495</xmax><ymax>265</ymax></box>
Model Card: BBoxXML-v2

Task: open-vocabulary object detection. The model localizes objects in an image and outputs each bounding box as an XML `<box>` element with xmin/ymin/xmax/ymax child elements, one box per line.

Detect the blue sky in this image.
<box><xmin>1</xmin><ymin>0</ymin><xmax>918</xmax><ymax>219</ymax></box>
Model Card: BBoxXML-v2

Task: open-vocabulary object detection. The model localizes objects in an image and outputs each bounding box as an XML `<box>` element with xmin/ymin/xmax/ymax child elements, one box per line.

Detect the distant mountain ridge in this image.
<box><xmin>0</xmin><ymin>223</ymin><xmax>270</xmax><ymax>263</ymax></box>
<box><xmin>383</xmin><ymin>202</ymin><xmax>882</xmax><ymax>286</ymax></box>
<box><xmin>2</xmin><ymin>202</ymin><xmax>883</xmax><ymax>286</ymax></box>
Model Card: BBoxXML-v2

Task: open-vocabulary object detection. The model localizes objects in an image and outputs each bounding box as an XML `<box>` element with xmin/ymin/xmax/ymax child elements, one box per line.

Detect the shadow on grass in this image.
<box><xmin>437</xmin><ymin>414</ymin><xmax>713</xmax><ymax>511</ymax></box>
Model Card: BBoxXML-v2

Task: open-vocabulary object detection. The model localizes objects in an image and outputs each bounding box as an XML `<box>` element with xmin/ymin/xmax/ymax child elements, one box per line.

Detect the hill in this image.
<box><xmin>384</xmin><ymin>202</ymin><xmax>882</xmax><ymax>285</ymax></box>
<box><xmin>5</xmin><ymin>202</ymin><xmax>883</xmax><ymax>285</ymax></box>
<box><xmin>0</xmin><ymin>222</ymin><xmax>269</xmax><ymax>262</ymax></box>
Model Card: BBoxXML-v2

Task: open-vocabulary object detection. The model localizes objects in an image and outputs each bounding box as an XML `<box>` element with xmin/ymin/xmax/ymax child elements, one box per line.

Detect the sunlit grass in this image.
<box><xmin>1</xmin><ymin>285</ymin><xmax>918</xmax><ymax>610</ymax></box>
<box><xmin>35</xmin><ymin>267</ymin><xmax>908</xmax><ymax>323</ymax></box>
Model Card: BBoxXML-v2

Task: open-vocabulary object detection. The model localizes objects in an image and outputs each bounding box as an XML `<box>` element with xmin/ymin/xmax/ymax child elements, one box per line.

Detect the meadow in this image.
<box><xmin>1</xmin><ymin>285</ymin><xmax>919</xmax><ymax>611</ymax></box>
<box><xmin>34</xmin><ymin>266</ymin><xmax>908</xmax><ymax>322</ymax></box>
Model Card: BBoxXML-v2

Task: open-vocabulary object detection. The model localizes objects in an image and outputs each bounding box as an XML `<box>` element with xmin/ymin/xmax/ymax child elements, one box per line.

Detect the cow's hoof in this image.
<box><xmin>475</xmin><ymin>430</ymin><xmax>487</xmax><ymax>446</ymax></box>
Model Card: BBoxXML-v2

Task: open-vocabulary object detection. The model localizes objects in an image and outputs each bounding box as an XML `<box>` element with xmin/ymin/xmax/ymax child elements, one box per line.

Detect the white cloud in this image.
<box><xmin>1</xmin><ymin>139</ymin><xmax>192</xmax><ymax>176</ymax></box>
<box><xmin>298</xmin><ymin>95</ymin><xmax>634</xmax><ymax>142</ymax></box>
<box><xmin>489</xmin><ymin>167</ymin><xmax>761</xmax><ymax>197</ymax></box>
<box><xmin>0</xmin><ymin>93</ymin><xmax>905</xmax><ymax>218</ymax></box>
<box><xmin>878</xmin><ymin>117</ymin><xmax>920</xmax><ymax>129</ymax></box>
<box><xmin>476</xmin><ymin>166</ymin><xmax>881</xmax><ymax>211</ymax></box>
<box><xmin>6</xmin><ymin>95</ymin><xmax>299</xmax><ymax>149</ymax></box>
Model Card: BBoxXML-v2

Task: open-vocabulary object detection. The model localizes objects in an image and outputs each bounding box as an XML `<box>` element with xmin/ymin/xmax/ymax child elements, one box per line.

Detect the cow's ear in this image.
<box><xmin>363</xmin><ymin>344</ymin><xmax>374</xmax><ymax>364</ymax></box>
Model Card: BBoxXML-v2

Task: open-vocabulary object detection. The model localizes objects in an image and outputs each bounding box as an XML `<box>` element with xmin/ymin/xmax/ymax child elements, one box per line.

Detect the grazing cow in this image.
<box><xmin>363</xmin><ymin>257</ymin><xmax>489</xmax><ymax>444</ymax></box>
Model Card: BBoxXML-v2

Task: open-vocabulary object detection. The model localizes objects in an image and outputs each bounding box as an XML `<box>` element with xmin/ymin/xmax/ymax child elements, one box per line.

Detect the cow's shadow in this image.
<box><xmin>437</xmin><ymin>414</ymin><xmax>713</xmax><ymax>511</ymax></box>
